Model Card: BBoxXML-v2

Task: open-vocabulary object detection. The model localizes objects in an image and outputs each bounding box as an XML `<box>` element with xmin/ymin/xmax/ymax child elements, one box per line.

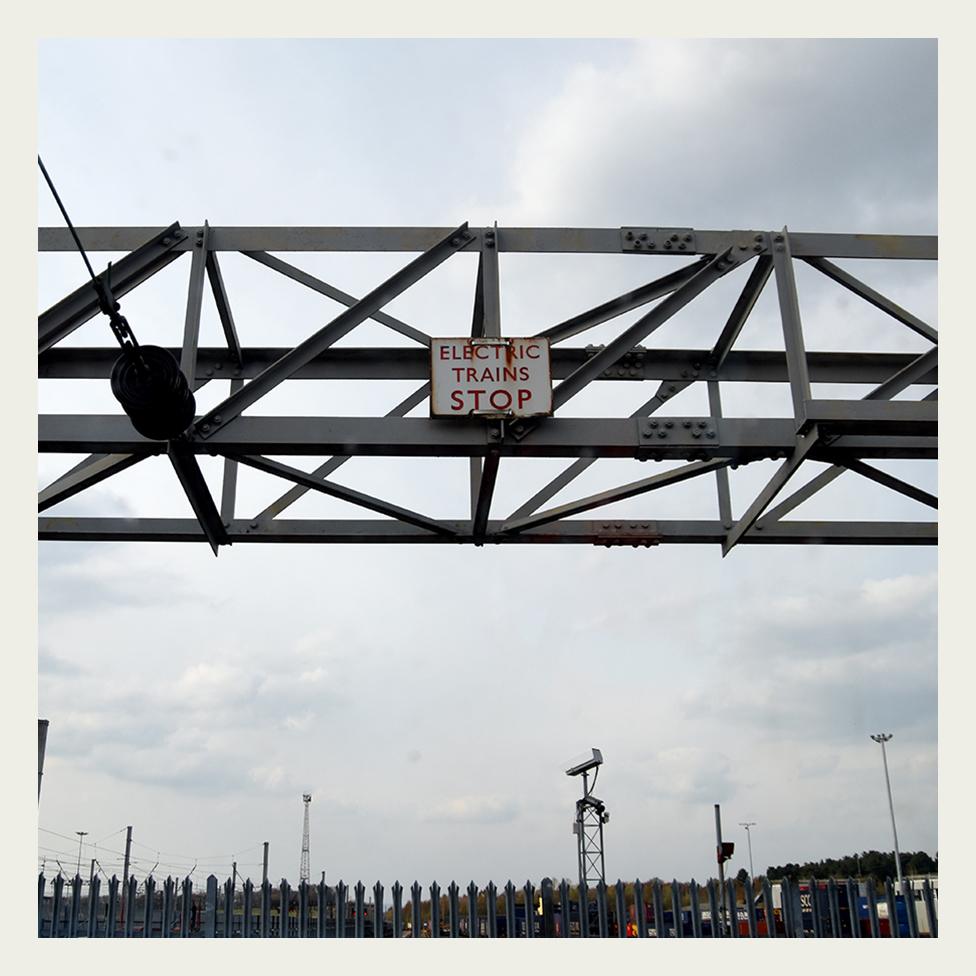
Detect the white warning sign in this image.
<box><xmin>430</xmin><ymin>337</ymin><xmax>553</xmax><ymax>418</ymax></box>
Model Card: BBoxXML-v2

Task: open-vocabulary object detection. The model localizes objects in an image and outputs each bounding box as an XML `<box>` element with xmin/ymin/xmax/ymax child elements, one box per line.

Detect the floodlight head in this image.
<box><xmin>303</xmin><ymin>793</ymin><xmax>312</xmax><ymax>803</ymax></box>
<box><xmin>565</xmin><ymin>748</ymin><xmax>603</xmax><ymax>777</ymax></box>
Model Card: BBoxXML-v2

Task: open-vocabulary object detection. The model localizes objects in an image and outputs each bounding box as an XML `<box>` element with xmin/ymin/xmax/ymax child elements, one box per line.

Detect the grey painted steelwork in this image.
<box><xmin>37</xmin><ymin>223</ymin><xmax>937</xmax><ymax>550</ymax></box>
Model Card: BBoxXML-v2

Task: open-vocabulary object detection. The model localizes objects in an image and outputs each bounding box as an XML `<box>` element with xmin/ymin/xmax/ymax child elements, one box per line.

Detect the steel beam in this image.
<box><xmin>40</xmin><ymin>226</ymin><xmax>938</xmax><ymax>260</ymax></box>
<box><xmin>38</xmin><ymin>223</ymin><xmax>187</xmax><ymax>353</ymax></box>
<box><xmin>710</xmin><ymin>255</ymin><xmax>772</xmax><ymax>369</ymax></box>
<box><xmin>255</xmin><ymin>383</ymin><xmax>431</xmax><ymax>520</ymax></box>
<box><xmin>771</xmin><ymin>228</ymin><xmax>812</xmax><ymax>422</ymax></box>
<box><xmin>193</xmin><ymin>223</ymin><xmax>474</xmax><ymax>439</ymax></box>
<box><xmin>472</xmin><ymin>451</ymin><xmax>500</xmax><ymax>544</ymax></box>
<box><xmin>502</xmin><ymin>459</ymin><xmax>733</xmax><ymax>534</ymax></box>
<box><xmin>723</xmin><ymin>426</ymin><xmax>821</xmax><ymax>555</ymax></box>
<box><xmin>540</xmin><ymin>259</ymin><xmax>708</xmax><ymax>344</ymax></box>
<box><xmin>206</xmin><ymin>250</ymin><xmax>244</xmax><ymax>368</ymax></box>
<box><xmin>180</xmin><ymin>221</ymin><xmax>210</xmax><ymax>383</ymax></box>
<box><xmin>38</xmin><ymin>346</ymin><xmax>938</xmax><ymax>386</ymax></box>
<box><xmin>839</xmin><ymin>459</ymin><xmax>937</xmax><ymax>509</ymax></box>
<box><xmin>802</xmin><ymin>256</ymin><xmax>937</xmax><ymax>344</ymax></box>
<box><xmin>38</xmin><ymin>517</ymin><xmax>936</xmax><ymax>546</ymax></box>
<box><xmin>38</xmin><ymin>453</ymin><xmax>148</xmax><ymax>512</ymax></box>
<box><xmin>242</xmin><ymin>250</ymin><xmax>431</xmax><ymax>346</ymax></box>
<box><xmin>167</xmin><ymin>442</ymin><xmax>230</xmax><ymax>555</ymax></box>
<box><xmin>38</xmin><ymin>414</ymin><xmax>937</xmax><ymax>460</ymax></box>
<box><xmin>230</xmin><ymin>454</ymin><xmax>456</xmax><ymax>537</ymax></box>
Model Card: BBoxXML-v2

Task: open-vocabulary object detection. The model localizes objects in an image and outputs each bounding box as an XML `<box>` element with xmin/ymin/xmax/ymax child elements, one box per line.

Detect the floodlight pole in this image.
<box><xmin>870</xmin><ymin>733</ymin><xmax>903</xmax><ymax>886</ymax></box>
<box><xmin>568</xmin><ymin>751</ymin><xmax>608</xmax><ymax>897</ymax></box>
<box><xmin>739</xmin><ymin>822</ymin><xmax>757</xmax><ymax>878</ymax></box>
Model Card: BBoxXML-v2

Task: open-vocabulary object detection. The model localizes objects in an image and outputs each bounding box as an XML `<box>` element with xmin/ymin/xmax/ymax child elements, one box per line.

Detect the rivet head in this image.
<box><xmin>250</xmin><ymin>522</ymin><xmax>258</xmax><ymax>529</ymax></box>
<box><xmin>664</xmin><ymin>241</ymin><xmax>672</xmax><ymax>249</ymax></box>
<box><xmin>664</xmin><ymin>421</ymin><xmax>674</xmax><ymax>429</ymax></box>
<box><xmin>754</xmin><ymin>244</ymin><xmax>763</xmax><ymax>252</ymax></box>
<box><xmin>639</xmin><ymin>233</ymin><xmax>648</xmax><ymax>241</ymax></box>
<box><xmin>697</xmin><ymin>421</ymin><xmax>707</xmax><ymax>429</ymax></box>
<box><xmin>692</xmin><ymin>431</ymin><xmax>701</xmax><ymax>438</ymax></box>
<box><xmin>684</xmin><ymin>235</ymin><xmax>693</xmax><ymax>243</ymax></box>
<box><xmin>706</xmin><ymin>431</ymin><xmax>716</xmax><ymax>438</ymax></box>
<box><xmin>213</xmin><ymin>415</ymin><xmax>222</xmax><ymax>423</ymax></box>
<box><xmin>625</xmin><ymin>231</ymin><xmax>634</xmax><ymax>240</ymax></box>
<box><xmin>678</xmin><ymin>243</ymin><xmax>686</xmax><ymax>250</ymax></box>
<box><xmin>648</xmin><ymin>242</ymin><xmax>656</xmax><ymax>249</ymax></box>
<box><xmin>657</xmin><ymin>431</ymin><xmax>666</xmax><ymax>439</ymax></box>
<box><xmin>450</xmin><ymin>237</ymin><xmax>460</xmax><ymax>246</ymax></box>
<box><xmin>774</xmin><ymin>234</ymin><xmax>784</xmax><ymax>243</ymax></box>
<box><xmin>649</xmin><ymin>421</ymin><xmax>658</xmax><ymax>428</ymax></box>
<box><xmin>754</xmin><ymin>234</ymin><xmax>764</xmax><ymax>243</ymax></box>
<box><xmin>634</xmin><ymin>240</ymin><xmax>643</xmax><ymax>248</ymax></box>
<box><xmin>682</xmin><ymin>421</ymin><xmax>691</xmax><ymax>428</ymax></box>
<box><xmin>671</xmin><ymin>234</ymin><xmax>679</xmax><ymax>242</ymax></box>
<box><xmin>201</xmin><ymin>423</ymin><xmax>210</xmax><ymax>431</ymax></box>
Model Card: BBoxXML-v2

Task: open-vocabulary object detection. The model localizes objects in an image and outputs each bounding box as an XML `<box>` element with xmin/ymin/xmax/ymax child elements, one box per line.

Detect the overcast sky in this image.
<box><xmin>37</xmin><ymin>38</ymin><xmax>937</xmax><ymax>889</ymax></box>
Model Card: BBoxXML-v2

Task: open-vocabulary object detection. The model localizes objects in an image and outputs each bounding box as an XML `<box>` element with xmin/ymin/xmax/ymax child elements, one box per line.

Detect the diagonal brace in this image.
<box><xmin>195</xmin><ymin>223</ymin><xmax>473</xmax><ymax>439</ymax></box>
<box><xmin>838</xmin><ymin>458</ymin><xmax>937</xmax><ymax>509</ymax></box>
<box><xmin>502</xmin><ymin>458</ymin><xmax>734</xmax><ymax>534</ymax></box>
<box><xmin>472</xmin><ymin>450</ymin><xmax>500</xmax><ymax>544</ymax></box>
<box><xmin>231</xmin><ymin>454</ymin><xmax>456</xmax><ymax>537</ymax></box>
<box><xmin>723</xmin><ymin>426</ymin><xmax>820</xmax><ymax>555</ymax></box>
<box><xmin>38</xmin><ymin>453</ymin><xmax>148</xmax><ymax>512</ymax></box>
<box><xmin>168</xmin><ymin>441</ymin><xmax>231</xmax><ymax>555</ymax></box>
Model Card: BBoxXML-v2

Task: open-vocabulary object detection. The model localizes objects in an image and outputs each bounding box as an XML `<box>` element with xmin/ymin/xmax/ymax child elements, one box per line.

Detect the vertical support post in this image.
<box><xmin>242</xmin><ymin>879</ymin><xmax>252</xmax><ymax>938</ymax></box>
<box><xmin>38</xmin><ymin>719</ymin><xmax>48</xmax><ymax>801</ymax></box>
<box><xmin>106</xmin><ymin>875</ymin><xmax>118</xmax><ymax>939</ymax></box>
<box><xmin>204</xmin><ymin>875</ymin><xmax>217</xmax><ymax>938</ymax></box>
<box><xmin>161</xmin><ymin>876</ymin><xmax>173</xmax><ymax>939</ymax></box>
<box><xmin>558</xmin><ymin>878</ymin><xmax>571</xmax><ymax>937</ymax></box>
<box><xmin>745</xmin><ymin>876</ymin><xmax>758</xmax><ymax>937</ymax></box>
<box><xmin>391</xmin><ymin>881</ymin><xmax>402</xmax><ymax>938</ymax></box>
<box><xmin>504</xmin><ymin>881</ymin><xmax>516</xmax><ymax>939</ymax></box>
<box><xmin>223</xmin><ymin>876</ymin><xmax>234</xmax><ymax>938</ymax></box>
<box><xmin>221</xmin><ymin>377</ymin><xmax>243</xmax><ymax>521</ymax></box>
<box><xmin>485</xmin><ymin>881</ymin><xmax>497</xmax><ymax>938</ymax></box>
<box><xmin>884</xmin><ymin>877</ymin><xmax>899</xmax><ymax>938</ymax></box>
<box><xmin>142</xmin><ymin>875</ymin><xmax>155</xmax><ymax>938</ymax></box>
<box><xmin>410</xmin><ymin>881</ymin><xmax>422</xmax><ymax>938</ymax></box>
<box><xmin>902</xmin><ymin>879</ymin><xmax>919</xmax><ymax>938</ymax></box>
<box><xmin>827</xmin><ymin>878</ymin><xmax>841</xmax><ymax>937</ymax></box>
<box><xmin>651</xmin><ymin>880</ymin><xmax>665</xmax><ymax>937</ymax></box>
<box><xmin>865</xmin><ymin>879</ymin><xmax>880</xmax><ymax>938</ymax></box>
<box><xmin>38</xmin><ymin>873</ymin><xmax>47</xmax><ymax>938</ymax></box>
<box><xmin>124</xmin><ymin>875</ymin><xmax>136</xmax><ymax>937</ymax></box>
<box><xmin>66</xmin><ymin>875</ymin><xmax>80</xmax><ymax>938</ymax></box>
<box><xmin>87</xmin><ymin>860</ymin><xmax>97</xmax><ymax>936</ymax></box>
<box><xmin>262</xmin><ymin>842</ymin><xmax>269</xmax><ymax>885</ymax></box>
<box><xmin>634</xmin><ymin>879</ymin><xmax>647</xmax><ymax>939</ymax></box>
<box><xmin>727</xmin><ymin>879</ymin><xmax>740</xmax><ymax>937</ymax></box>
<box><xmin>596</xmin><ymin>880</ymin><xmax>609</xmax><ymax>937</ymax></box>
<box><xmin>355</xmin><ymin>881</ymin><xmax>366</xmax><ymax>939</ymax></box>
<box><xmin>373</xmin><ymin>882</ymin><xmax>384</xmax><ymax>939</ymax></box>
<box><xmin>299</xmin><ymin>879</ymin><xmax>309</xmax><ymax>938</ymax></box>
<box><xmin>522</xmin><ymin>880</ymin><xmax>534</xmax><ymax>939</ymax></box>
<box><xmin>808</xmin><ymin>879</ymin><xmax>822</xmax><ymax>938</ymax></box>
<box><xmin>180</xmin><ymin>221</ymin><xmax>209</xmax><ymax>384</ymax></box>
<box><xmin>921</xmin><ymin>878</ymin><xmax>937</xmax><ymax>938</ymax></box>
<box><xmin>539</xmin><ymin>877</ymin><xmax>554</xmax><ymax>938</ymax></box>
<box><xmin>578</xmin><ymin>880</ymin><xmax>589</xmax><ymax>938</ymax></box>
<box><xmin>670</xmin><ymin>880</ymin><xmax>682</xmax><ymax>938</ymax></box>
<box><xmin>706</xmin><ymin>879</ymin><xmax>721</xmax><ymax>937</ymax></box>
<box><xmin>771</xmin><ymin>226</ymin><xmax>811</xmax><ymax>425</ymax></box>
<box><xmin>466</xmin><ymin>881</ymin><xmax>479</xmax><ymax>938</ymax></box>
<box><xmin>260</xmin><ymin>880</ymin><xmax>271</xmax><ymax>938</ymax></box>
<box><xmin>762</xmin><ymin>877</ymin><xmax>777</xmax><ymax>938</ymax></box>
<box><xmin>430</xmin><ymin>882</ymin><xmax>441</xmax><ymax>938</ymax></box>
<box><xmin>845</xmin><ymin>878</ymin><xmax>860</xmax><ymax>938</ymax></box>
<box><xmin>448</xmin><ymin>882</ymin><xmax>459</xmax><ymax>938</ymax></box>
<box><xmin>121</xmin><ymin>826</ymin><xmax>132</xmax><ymax>926</ymax></box>
<box><xmin>51</xmin><ymin>874</ymin><xmax>65</xmax><ymax>938</ymax></box>
<box><xmin>279</xmin><ymin>878</ymin><xmax>291</xmax><ymax>938</ymax></box>
<box><xmin>714</xmin><ymin>804</ymin><xmax>727</xmax><ymax>935</ymax></box>
<box><xmin>689</xmin><ymin>880</ymin><xmax>703</xmax><ymax>938</ymax></box>
<box><xmin>614</xmin><ymin>880</ymin><xmax>627</xmax><ymax>938</ymax></box>
<box><xmin>179</xmin><ymin>877</ymin><xmax>192</xmax><ymax>939</ymax></box>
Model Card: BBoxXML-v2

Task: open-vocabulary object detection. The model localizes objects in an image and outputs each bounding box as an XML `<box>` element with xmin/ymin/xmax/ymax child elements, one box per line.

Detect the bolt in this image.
<box><xmin>665</xmin><ymin>421</ymin><xmax>674</xmax><ymax>429</ymax></box>
<box><xmin>678</xmin><ymin>243</ymin><xmax>686</xmax><ymax>250</ymax></box>
<box><xmin>206</xmin><ymin>369</ymin><xmax>214</xmax><ymax>377</ymax></box>
<box><xmin>215</xmin><ymin>363</ymin><xmax>223</xmax><ymax>370</ymax></box>
<box><xmin>625</xmin><ymin>231</ymin><xmax>634</xmax><ymax>241</ymax></box>
<box><xmin>630</xmin><ymin>368</ymin><xmax>639</xmax><ymax>377</ymax></box>
<box><xmin>754</xmin><ymin>244</ymin><xmax>763</xmax><ymax>252</ymax></box>
<box><xmin>614</xmin><ymin>523</ymin><xmax>622</xmax><ymax>529</ymax></box>
<box><xmin>513</xmin><ymin>423</ymin><xmax>524</xmax><ymax>433</ymax></box>
<box><xmin>706</xmin><ymin>431</ymin><xmax>715</xmax><ymax>438</ymax></box>
<box><xmin>683</xmin><ymin>421</ymin><xmax>692</xmax><ymax>428</ymax></box>
<box><xmin>201</xmin><ymin>423</ymin><xmax>210</xmax><ymax>432</ymax></box>
<box><xmin>634</xmin><ymin>240</ymin><xmax>643</xmax><ymax>248</ymax></box>
<box><xmin>223</xmin><ymin>522</ymin><xmax>230</xmax><ymax>529</ymax></box>
<box><xmin>692</xmin><ymin>361</ymin><xmax>701</xmax><ymax>369</ymax></box>
<box><xmin>197</xmin><ymin>229</ymin><xmax>204</xmax><ymax>237</ymax></box>
<box><xmin>649</xmin><ymin>420</ymin><xmax>659</xmax><ymax>428</ymax></box>
<box><xmin>681</xmin><ymin>370</ymin><xmax>689</xmax><ymax>378</ymax></box>
<box><xmin>213</xmin><ymin>415</ymin><xmax>222</xmax><ymax>423</ymax></box>
<box><xmin>709</xmin><ymin>370</ymin><xmax>717</xmax><ymax>378</ymax></box>
<box><xmin>640</xmin><ymin>233</ymin><xmax>648</xmax><ymax>241</ymax></box>
<box><xmin>671</xmin><ymin>234</ymin><xmax>679</xmax><ymax>242</ymax></box>
<box><xmin>697</xmin><ymin>421</ymin><xmax>707</xmax><ymax>428</ymax></box>
<box><xmin>755</xmin><ymin>524</ymin><xmax>764</xmax><ymax>532</ymax></box>
<box><xmin>692</xmin><ymin>431</ymin><xmax>701</xmax><ymax>438</ymax></box>
<box><xmin>684</xmin><ymin>234</ymin><xmax>692</xmax><ymax>243</ymax></box>
<box><xmin>450</xmin><ymin>237</ymin><xmax>460</xmax><ymax>246</ymax></box>
<box><xmin>485</xmin><ymin>239</ymin><xmax>495</xmax><ymax>248</ymax></box>
<box><xmin>774</xmin><ymin>234</ymin><xmax>784</xmax><ymax>243</ymax></box>
<box><xmin>642</xmin><ymin>430</ymin><xmax>652</xmax><ymax>438</ymax></box>
<box><xmin>664</xmin><ymin>241</ymin><xmax>672</xmax><ymax>249</ymax></box>
<box><xmin>162</xmin><ymin>237</ymin><xmax>172</xmax><ymax>245</ymax></box>
<box><xmin>250</xmin><ymin>522</ymin><xmax>258</xmax><ymax>529</ymax></box>
<box><xmin>658</xmin><ymin>431</ymin><xmax>667</xmax><ymax>439</ymax></box>
<box><xmin>648</xmin><ymin>242</ymin><xmax>656</xmax><ymax>249</ymax></box>
<box><xmin>195</xmin><ymin>240</ymin><xmax>203</xmax><ymax>247</ymax></box>
<box><xmin>668</xmin><ymin>385</ymin><xmax>676</xmax><ymax>392</ymax></box>
<box><xmin>739</xmin><ymin>244</ymin><xmax>748</xmax><ymax>251</ymax></box>
<box><xmin>754</xmin><ymin>234</ymin><xmax>764</xmax><ymax>243</ymax></box>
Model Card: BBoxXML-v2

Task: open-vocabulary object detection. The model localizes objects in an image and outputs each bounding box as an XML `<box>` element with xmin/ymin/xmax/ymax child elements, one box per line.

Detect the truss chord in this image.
<box><xmin>253</xmin><ymin>382</ymin><xmax>431</xmax><ymax>521</ymax></box>
<box><xmin>231</xmin><ymin>454</ymin><xmax>456</xmax><ymax>537</ymax></box>
<box><xmin>194</xmin><ymin>223</ymin><xmax>472</xmax><ymax>438</ymax></box>
<box><xmin>802</xmin><ymin>256</ymin><xmax>938</xmax><ymax>344</ymax></box>
<box><xmin>242</xmin><ymin>250</ymin><xmax>431</xmax><ymax>346</ymax></box>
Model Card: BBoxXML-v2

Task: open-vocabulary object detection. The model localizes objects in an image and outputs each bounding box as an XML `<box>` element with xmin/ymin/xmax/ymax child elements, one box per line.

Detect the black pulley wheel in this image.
<box><xmin>111</xmin><ymin>345</ymin><xmax>196</xmax><ymax>441</ymax></box>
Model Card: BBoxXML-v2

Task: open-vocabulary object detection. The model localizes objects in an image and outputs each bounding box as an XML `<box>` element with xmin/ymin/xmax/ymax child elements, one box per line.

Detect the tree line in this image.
<box><xmin>765</xmin><ymin>850</ymin><xmax>936</xmax><ymax>882</ymax></box>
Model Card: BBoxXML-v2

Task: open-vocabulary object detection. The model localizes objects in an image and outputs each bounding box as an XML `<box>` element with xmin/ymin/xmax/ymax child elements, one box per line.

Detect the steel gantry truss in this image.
<box><xmin>37</xmin><ymin>223</ymin><xmax>937</xmax><ymax>552</ymax></box>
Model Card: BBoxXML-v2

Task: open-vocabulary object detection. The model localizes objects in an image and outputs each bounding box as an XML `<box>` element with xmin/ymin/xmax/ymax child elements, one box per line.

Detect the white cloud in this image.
<box><xmin>423</xmin><ymin>796</ymin><xmax>520</xmax><ymax>824</ymax></box>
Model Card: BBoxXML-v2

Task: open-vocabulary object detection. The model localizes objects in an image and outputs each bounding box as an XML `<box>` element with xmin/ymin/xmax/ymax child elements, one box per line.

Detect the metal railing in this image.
<box><xmin>37</xmin><ymin>872</ymin><xmax>937</xmax><ymax>938</ymax></box>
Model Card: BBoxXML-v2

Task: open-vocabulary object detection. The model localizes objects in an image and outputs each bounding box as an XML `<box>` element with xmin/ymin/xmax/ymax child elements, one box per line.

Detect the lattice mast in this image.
<box><xmin>300</xmin><ymin>793</ymin><xmax>312</xmax><ymax>883</ymax></box>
